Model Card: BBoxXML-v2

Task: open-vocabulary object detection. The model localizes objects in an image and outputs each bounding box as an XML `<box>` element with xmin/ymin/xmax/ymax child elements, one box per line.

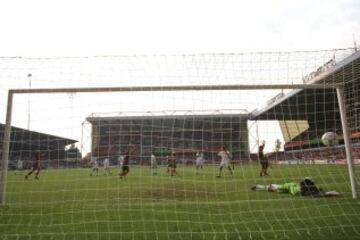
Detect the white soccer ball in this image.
<box><xmin>321</xmin><ymin>132</ymin><xmax>338</xmax><ymax>146</ymax></box>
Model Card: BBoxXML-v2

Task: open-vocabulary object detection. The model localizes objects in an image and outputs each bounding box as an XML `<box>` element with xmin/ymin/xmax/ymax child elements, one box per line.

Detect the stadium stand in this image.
<box><xmin>0</xmin><ymin>123</ymin><xmax>79</xmax><ymax>169</ymax></box>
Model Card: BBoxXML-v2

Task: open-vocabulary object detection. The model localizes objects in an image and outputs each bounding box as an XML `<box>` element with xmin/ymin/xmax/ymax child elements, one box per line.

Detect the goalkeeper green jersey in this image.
<box><xmin>278</xmin><ymin>182</ymin><xmax>300</xmax><ymax>195</ymax></box>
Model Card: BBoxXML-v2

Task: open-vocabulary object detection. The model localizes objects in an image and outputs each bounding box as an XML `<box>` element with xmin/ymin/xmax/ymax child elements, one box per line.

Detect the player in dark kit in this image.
<box><xmin>258</xmin><ymin>141</ymin><xmax>269</xmax><ymax>176</ymax></box>
<box><xmin>167</xmin><ymin>152</ymin><xmax>177</xmax><ymax>176</ymax></box>
<box><xmin>25</xmin><ymin>151</ymin><xmax>43</xmax><ymax>180</ymax></box>
<box><xmin>119</xmin><ymin>153</ymin><xmax>130</xmax><ymax>178</ymax></box>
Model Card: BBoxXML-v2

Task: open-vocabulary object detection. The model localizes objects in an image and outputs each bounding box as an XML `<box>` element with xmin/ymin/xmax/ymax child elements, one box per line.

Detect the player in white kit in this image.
<box><xmin>217</xmin><ymin>147</ymin><xmax>233</xmax><ymax>177</ymax></box>
<box><xmin>15</xmin><ymin>159</ymin><xmax>23</xmax><ymax>175</ymax></box>
<box><xmin>118</xmin><ymin>155</ymin><xmax>124</xmax><ymax>174</ymax></box>
<box><xmin>89</xmin><ymin>157</ymin><xmax>99</xmax><ymax>176</ymax></box>
<box><xmin>195</xmin><ymin>152</ymin><xmax>204</xmax><ymax>174</ymax></box>
<box><xmin>150</xmin><ymin>153</ymin><xmax>158</xmax><ymax>175</ymax></box>
<box><xmin>103</xmin><ymin>158</ymin><xmax>111</xmax><ymax>175</ymax></box>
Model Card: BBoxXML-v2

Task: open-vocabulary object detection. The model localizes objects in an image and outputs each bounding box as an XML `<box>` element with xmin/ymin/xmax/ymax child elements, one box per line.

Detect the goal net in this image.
<box><xmin>0</xmin><ymin>49</ymin><xmax>359</xmax><ymax>240</ymax></box>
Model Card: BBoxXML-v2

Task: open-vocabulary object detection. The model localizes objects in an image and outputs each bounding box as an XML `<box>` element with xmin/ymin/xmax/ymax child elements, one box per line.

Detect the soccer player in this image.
<box><xmin>251</xmin><ymin>178</ymin><xmax>341</xmax><ymax>197</ymax></box>
<box><xmin>150</xmin><ymin>153</ymin><xmax>158</xmax><ymax>175</ymax></box>
<box><xmin>25</xmin><ymin>151</ymin><xmax>43</xmax><ymax>180</ymax></box>
<box><xmin>251</xmin><ymin>182</ymin><xmax>299</xmax><ymax>195</ymax></box>
<box><xmin>118</xmin><ymin>155</ymin><xmax>124</xmax><ymax>168</ymax></box>
<box><xmin>119</xmin><ymin>152</ymin><xmax>130</xmax><ymax>178</ymax></box>
<box><xmin>103</xmin><ymin>158</ymin><xmax>111</xmax><ymax>175</ymax></box>
<box><xmin>15</xmin><ymin>159</ymin><xmax>23</xmax><ymax>175</ymax></box>
<box><xmin>217</xmin><ymin>147</ymin><xmax>233</xmax><ymax>178</ymax></box>
<box><xmin>166</xmin><ymin>153</ymin><xmax>171</xmax><ymax>173</ymax></box>
<box><xmin>258</xmin><ymin>141</ymin><xmax>269</xmax><ymax>176</ymax></box>
<box><xmin>195</xmin><ymin>152</ymin><xmax>204</xmax><ymax>174</ymax></box>
<box><xmin>89</xmin><ymin>156</ymin><xmax>99</xmax><ymax>176</ymax></box>
<box><xmin>167</xmin><ymin>152</ymin><xmax>177</xmax><ymax>176</ymax></box>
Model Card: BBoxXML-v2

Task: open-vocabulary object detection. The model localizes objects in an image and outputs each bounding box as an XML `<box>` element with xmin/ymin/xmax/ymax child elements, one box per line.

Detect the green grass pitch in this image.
<box><xmin>1</xmin><ymin>164</ymin><xmax>360</xmax><ymax>240</ymax></box>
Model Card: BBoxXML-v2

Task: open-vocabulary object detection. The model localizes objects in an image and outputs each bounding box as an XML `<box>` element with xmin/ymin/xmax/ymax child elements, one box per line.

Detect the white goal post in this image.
<box><xmin>0</xmin><ymin>83</ymin><xmax>357</xmax><ymax>206</ymax></box>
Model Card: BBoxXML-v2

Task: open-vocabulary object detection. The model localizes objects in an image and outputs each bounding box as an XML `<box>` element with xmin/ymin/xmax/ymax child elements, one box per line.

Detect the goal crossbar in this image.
<box><xmin>9</xmin><ymin>84</ymin><xmax>339</xmax><ymax>95</ymax></box>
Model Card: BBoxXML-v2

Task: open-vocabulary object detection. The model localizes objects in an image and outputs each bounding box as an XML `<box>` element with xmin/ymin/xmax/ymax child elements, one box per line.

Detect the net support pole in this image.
<box><xmin>336</xmin><ymin>86</ymin><xmax>357</xmax><ymax>199</ymax></box>
<box><xmin>0</xmin><ymin>91</ymin><xmax>14</xmax><ymax>206</ymax></box>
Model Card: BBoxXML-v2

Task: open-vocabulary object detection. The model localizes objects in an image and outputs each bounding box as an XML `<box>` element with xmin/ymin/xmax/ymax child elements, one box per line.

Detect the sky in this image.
<box><xmin>0</xmin><ymin>0</ymin><xmax>359</xmax><ymax>154</ymax></box>
<box><xmin>0</xmin><ymin>0</ymin><xmax>359</xmax><ymax>56</ymax></box>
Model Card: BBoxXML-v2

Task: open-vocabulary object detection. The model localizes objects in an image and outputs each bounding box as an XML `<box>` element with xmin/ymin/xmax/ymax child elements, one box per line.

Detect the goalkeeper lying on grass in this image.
<box><xmin>251</xmin><ymin>177</ymin><xmax>341</xmax><ymax>197</ymax></box>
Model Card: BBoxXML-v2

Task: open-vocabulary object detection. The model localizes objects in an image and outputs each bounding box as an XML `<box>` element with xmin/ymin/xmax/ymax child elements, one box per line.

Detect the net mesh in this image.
<box><xmin>0</xmin><ymin>49</ymin><xmax>360</xmax><ymax>240</ymax></box>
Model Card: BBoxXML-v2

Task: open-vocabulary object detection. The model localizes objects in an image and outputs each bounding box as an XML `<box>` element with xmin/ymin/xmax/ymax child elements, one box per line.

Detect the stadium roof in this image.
<box><xmin>251</xmin><ymin>49</ymin><xmax>360</xmax><ymax>120</ymax></box>
<box><xmin>250</xmin><ymin>49</ymin><xmax>360</xmax><ymax>142</ymax></box>
<box><xmin>86</xmin><ymin>109</ymin><xmax>251</xmax><ymax>123</ymax></box>
<box><xmin>0</xmin><ymin>123</ymin><xmax>77</xmax><ymax>150</ymax></box>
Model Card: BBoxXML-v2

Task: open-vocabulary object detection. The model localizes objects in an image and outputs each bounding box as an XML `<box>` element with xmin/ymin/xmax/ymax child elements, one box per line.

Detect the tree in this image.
<box><xmin>65</xmin><ymin>144</ymin><xmax>81</xmax><ymax>167</ymax></box>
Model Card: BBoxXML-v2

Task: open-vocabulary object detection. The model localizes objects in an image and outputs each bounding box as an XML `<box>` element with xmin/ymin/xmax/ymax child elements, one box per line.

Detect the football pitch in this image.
<box><xmin>1</xmin><ymin>164</ymin><xmax>360</xmax><ymax>240</ymax></box>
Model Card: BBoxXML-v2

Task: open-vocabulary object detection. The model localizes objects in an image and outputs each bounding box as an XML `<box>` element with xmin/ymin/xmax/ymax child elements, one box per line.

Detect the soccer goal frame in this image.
<box><xmin>0</xmin><ymin>84</ymin><xmax>357</xmax><ymax>206</ymax></box>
